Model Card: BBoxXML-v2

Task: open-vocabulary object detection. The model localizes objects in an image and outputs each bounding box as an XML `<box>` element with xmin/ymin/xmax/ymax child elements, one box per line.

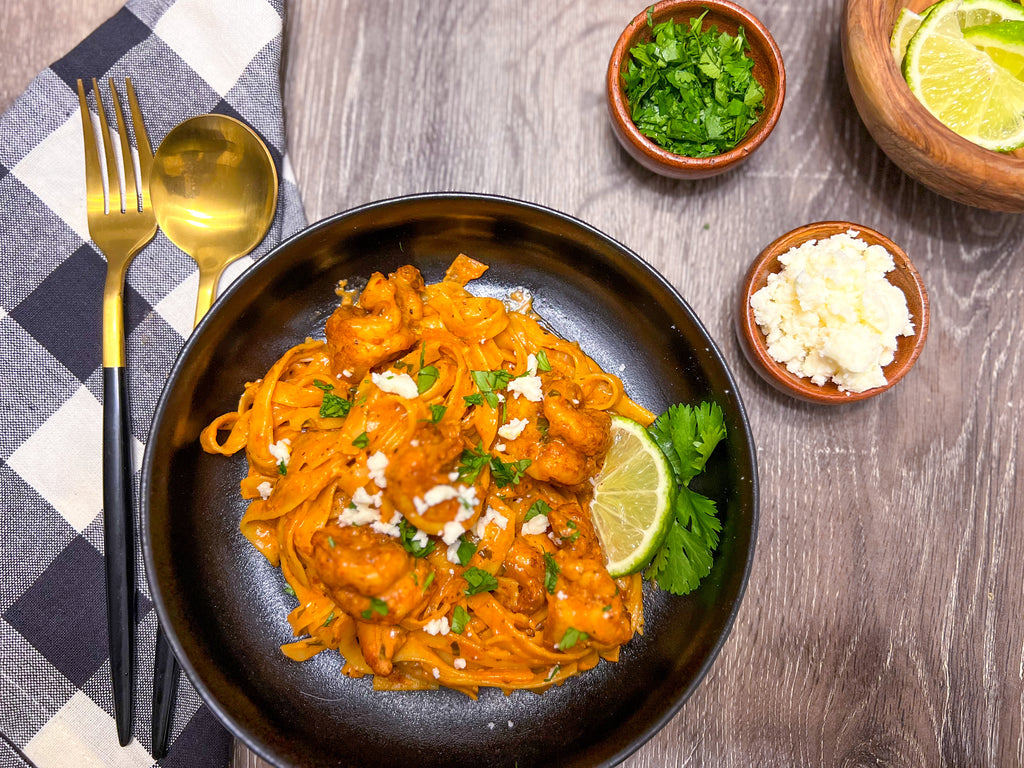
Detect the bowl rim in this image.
<box><xmin>737</xmin><ymin>219</ymin><xmax>930</xmax><ymax>404</ymax></box>
<box><xmin>606</xmin><ymin>0</ymin><xmax>787</xmax><ymax>173</ymax></box>
<box><xmin>842</xmin><ymin>0</ymin><xmax>1024</xmax><ymax>212</ymax></box>
<box><xmin>140</xmin><ymin>191</ymin><xmax>761</xmax><ymax>768</ymax></box>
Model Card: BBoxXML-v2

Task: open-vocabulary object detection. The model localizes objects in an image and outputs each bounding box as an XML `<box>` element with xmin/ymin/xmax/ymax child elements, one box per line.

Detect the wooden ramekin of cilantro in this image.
<box><xmin>607</xmin><ymin>0</ymin><xmax>786</xmax><ymax>179</ymax></box>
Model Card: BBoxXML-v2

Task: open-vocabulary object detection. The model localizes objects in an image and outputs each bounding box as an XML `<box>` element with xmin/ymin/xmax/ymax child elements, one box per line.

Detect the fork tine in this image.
<box><xmin>77</xmin><ymin>79</ymin><xmax>105</xmax><ymax>215</ymax></box>
<box><xmin>92</xmin><ymin>78</ymin><xmax>122</xmax><ymax>214</ymax></box>
<box><xmin>108</xmin><ymin>79</ymin><xmax>138</xmax><ymax>213</ymax></box>
<box><xmin>124</xmin><ymin>78</ymin><xmax>153</xmax><ymax>207</ymax></box>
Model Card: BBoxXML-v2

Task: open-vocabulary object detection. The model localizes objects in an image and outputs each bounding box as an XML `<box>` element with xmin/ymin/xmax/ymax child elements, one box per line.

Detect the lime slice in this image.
<box><xmin>891</xmin><ymin>9</ymin><xmax>925</xmax><ymax>64</ymax></box>
<box><xmin>964</xmin><ymin>21</ymin><xmax>1024</xmax><ymax>76</ymax></box>
<box><xmin>589</xmin><ymin>415</ymin><xmax>674</xmax><ymax>577</ymax></box>
<box><xmin>904</xmin><ymin>0</ymin><xmax>1024</xmax><ymax>151</ymax></box>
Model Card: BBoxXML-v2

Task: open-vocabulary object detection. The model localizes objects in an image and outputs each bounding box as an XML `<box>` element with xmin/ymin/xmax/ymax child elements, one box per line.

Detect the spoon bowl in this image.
<box><xmin>151</xmin><ymin>113</ymin><xmax>278</xmax><ymax>323</ymax></box>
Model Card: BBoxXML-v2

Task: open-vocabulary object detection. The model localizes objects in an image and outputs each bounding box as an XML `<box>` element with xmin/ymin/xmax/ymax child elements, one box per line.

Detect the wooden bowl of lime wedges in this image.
<box><xmin>843</xmin><ymin>0</ymin><xmax>1024</xmax><ymax>212</ymax></box>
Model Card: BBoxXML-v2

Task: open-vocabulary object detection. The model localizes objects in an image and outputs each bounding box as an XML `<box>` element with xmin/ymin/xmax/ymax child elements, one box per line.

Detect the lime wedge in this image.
<box><xmin>589</xmin><ymin>415</ymin><xmax>674</xmax><ymax>578</ymax></box>
<box><xmin>904</xmin><ymin>0</ymin><xmax>1024</xmax><ymax>151</ymax></box>
<box><xmin>964</xmin><ymin>21</ymin><xmax>1024</xmax><ymax>76</ymax></box>
<box><xmin>891</xmin><ymin>8</ymin><xmax>925</xmax><ymax>64</ymax></box>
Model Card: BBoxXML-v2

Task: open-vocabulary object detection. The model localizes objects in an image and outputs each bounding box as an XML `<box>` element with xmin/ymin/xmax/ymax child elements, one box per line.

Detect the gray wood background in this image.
<box><xmin>3</xmin><ymin>1</ymin><xmax>1023</xmax><ymax>766</ymax></box>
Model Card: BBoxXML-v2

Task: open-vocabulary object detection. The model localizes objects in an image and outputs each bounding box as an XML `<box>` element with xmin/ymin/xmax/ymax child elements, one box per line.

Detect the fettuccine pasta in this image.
<box><xmin>200</xmin><ymin>255</ymin><xmax>655</xmax><ymax>696</ymax></box>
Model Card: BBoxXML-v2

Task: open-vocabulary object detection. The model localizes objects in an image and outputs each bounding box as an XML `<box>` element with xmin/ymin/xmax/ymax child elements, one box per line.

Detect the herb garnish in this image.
<box><xmin>426</xmin><ymin>404</ymin><xmax>447</xmax><ymax>423</ymax></box>
<box><xmin>622</xmin><ymin>10</ymin><xmax>765</xmax><ymax>157</ymax></box>
<box><xmin>645</xmin><ymin>401</ymin><xmax>727</xmax><ymax>595</ymax></box>
<box><xmin>525</xmin><ymin>499</ymin><xmax>551</xmax><ymax>522</ymax></box>
<box><xmin>470</xmin><ymin>369</ymin><xmax>513</xmax><ymax>408</ymax></box>
<box><xmin>455</xmin><ymin>535</ymin><xmax>477</xmax><ymax>566</ymax></box>
<box><xmin>361</xmin><ymin>597</ymin><xmax>388</xmax><ymax>619</ymax></box>
<box><xmin>457</xmin><ymin>442</ymin><xmax>490</xmax><ymax>483</ymax></box>
<box><xmin>463</xmin><ymin>567</ymin><xmax>499</xmax><ymax>596</ymax></box>
<box><xmin>543</xmin><ymin>552</ymin><xmax>560</xmax><ymax>594</ymax></box>
<box><xmin>558</xmin><ymin>627</ymin><xmax>588</xmax><ymax>651</ymax></box>
<box><xmin>451</xmin><ymin>605</ymin><xmax>470</xmax><ymax>635</ymax></box>
<box><xmin>399</xmin><ymin>519</ymin><xmax>435</xmax><ymax>558</ymax></box>
<box><xmin>535</xmin><ymin>349</ymin><xmax>552</xmax><ymax>372</ymax></box>
<box><xmin>352</xmin><ymin>432</ymin><xmax>369</xmax><ymax>449</ymax></box>
<box><xmin>488</xmin><ymin>456</ymin><xmax>531</xmax><ymax>488</ymax></box>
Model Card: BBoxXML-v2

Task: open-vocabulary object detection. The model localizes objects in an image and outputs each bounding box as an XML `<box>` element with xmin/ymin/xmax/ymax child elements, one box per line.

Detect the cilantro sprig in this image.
<box><xmin>622</xmin><ymin>10</ymin><xmax>765</xmax><ymax>158</ymax></box>
<box><xmin>645</xmin><ymin>401</ymin><xmax>727</xmax><ymax>596</ymax></box>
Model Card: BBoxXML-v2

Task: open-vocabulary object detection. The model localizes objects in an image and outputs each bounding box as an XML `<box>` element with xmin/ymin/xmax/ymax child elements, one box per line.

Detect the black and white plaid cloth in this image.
<box><xmin>0</xmin><ymin>0</ymin><xmax>306</xmax><ymax>764</ymax></box>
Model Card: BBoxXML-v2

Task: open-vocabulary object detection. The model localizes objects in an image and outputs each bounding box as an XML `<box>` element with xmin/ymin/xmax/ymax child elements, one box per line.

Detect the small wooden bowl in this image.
<box><xmin>737</xmin><ymin>221</ymin><xmax>930</xmax><ymax>404</ymax></box>
<box><xmin>843</xmin><ymin>0</ymin><xmax>1024</xmax><ymax>212</ymax></box>
<box><xmin>607</xmin><ymin>0</ymin><xmax>785</xmax><ymax>179</ymax></box>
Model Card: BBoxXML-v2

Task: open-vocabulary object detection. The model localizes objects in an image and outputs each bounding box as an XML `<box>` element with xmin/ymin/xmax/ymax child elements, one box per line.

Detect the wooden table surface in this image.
<box><xmin>5</xmin><ymin>1</ymin><xmax>1023</xmax><ymax>766</ymax></box>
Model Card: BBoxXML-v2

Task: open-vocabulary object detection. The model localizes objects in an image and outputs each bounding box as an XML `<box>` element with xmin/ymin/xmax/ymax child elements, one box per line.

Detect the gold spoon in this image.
<box><xmin>148</xmin><ymin>113</ymin><xmax>277</xmax><ymax>757</ymax></box>
<box><xmin>151</xmin><ymin>113</ymin><xmax>278</xmax><ymax>325</ymax></box>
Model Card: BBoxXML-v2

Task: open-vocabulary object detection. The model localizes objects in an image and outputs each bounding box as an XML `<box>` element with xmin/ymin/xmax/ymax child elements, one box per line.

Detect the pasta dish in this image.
<box><xmin>200</xmin><ymin>255</ymin><xmax>656</xmax><ymax>695</ymax></box>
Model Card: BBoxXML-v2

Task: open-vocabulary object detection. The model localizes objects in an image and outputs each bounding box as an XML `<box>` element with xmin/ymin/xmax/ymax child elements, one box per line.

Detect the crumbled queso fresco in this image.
<box><xmin>749</xmin><ymin>230</ymin><xmax>915</xmax><ymax>394</ymax></box>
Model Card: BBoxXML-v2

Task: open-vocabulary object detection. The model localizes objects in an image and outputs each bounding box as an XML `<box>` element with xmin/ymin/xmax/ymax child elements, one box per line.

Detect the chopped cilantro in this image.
<box><xmin>457</xmin><ymin>443</ymin><xmax>490</xmax><ymax>483</ymax></box>
<box><xmin>399</xmin><ymin>519</ymin><xmax>435</xmax><ymax>558</ymax></box>
<box><xmin>525</xmin><ymin>499</ymin><xmax>551</xmax><ymax>522</ymax></box>
<box><xmin>535</xmin><ymin>349</ymin><xmax>552</xmax><ymax>372</ymax></box>
<box><xmin>471</xmin><ymin>369</ymin><xmax>513</xmax><ymax>408</ymax></box>
<box><xmin>282</xmin><ymin>584</ymin><xmax>296</xmax><ymax>597</ymax></box>
<box><xmin>320</xmin><ymin>392</ymin><xmax>352</xmax><ymax>418</ymax></box>
<box><xmin>463</xmin><ymin>567</ymin><xmax>498</xmax><ymax>596</ymax></box>
<box><xmin>463</xmin><ymin>393</ymin><xmax>484</xmax><ymax>407</ymax></box>
<box><xmin>644</xmin><ymin>402</ymin><xmax>727</xmax><ymax>595</ymax></box>
<box><xmin>277</xmin><ymin>462</ymin><xmax>287</xmax><ymax>475</ymax></box>
<box><xmin>558</xmin><ymin>627</ymin><xmax>588</xmax><ymax>651</ymax></box>
<box><xmin>545</xmin><ymin>664</ymin><xmax>561</xmax><ymax>682</ymax></box>
<box><xmin>427</xmin><ymin>404</ymin><xmax>446</xmax><ymax>423</ymax></box>
<box><xmin>536</xmin><ymin>416</ymin><xmax>550</xmax><ymax>437</ymax></box>
<box><xmin>327</xmin><ymin>536</ymin><xmax>336</xmax><ymax>548</ymax></box>
<box><xmin>621</xmin><ymin>10</ymin><xmax>765</xmax><ymax>158</ymax></box>
<box><xmin>543</xmin><ymin>552</ymin><xmax>559</xmax><ymax>594</ymax></box>
<box><xmin>417</xmin><ymin>365</ymin><xmax>439</xmax><ymax>394</ymax></box>
<box><xmin>312</xmin><ymin>380</ymin><xmax>334</xmax><ymax>391</ymax></box>
<box><xmin>489</xmin><ymin>456</ymin><xmax>531</xmax><ymax>488</ymax></box>
<box><xmin>451</xmin><ymin>605</ymin><xmax>470</xmax><ymax>635</ymax></box>
<box><xmin>323</xmin><ymin>611</ymin><xmax>335</xmax><ymax>627</ymax></box>
<box><xmin>352</xmin><ymin>432</ymin><xmax>369</xmax><ymax>449</ymax></box>
<box><xmin>360</xmin><ymin>597</ymin><xmax>388</xmax><ymax>619</ymax></box>
<box><xmin>422</xmin><ymin>571</ymin><xmax>435</xmax><ymax>593</ymax></box>
<box><xmin>455</xmin><ymin>535</ymin><xmax>477</xmax><ymax>566</ymax></box>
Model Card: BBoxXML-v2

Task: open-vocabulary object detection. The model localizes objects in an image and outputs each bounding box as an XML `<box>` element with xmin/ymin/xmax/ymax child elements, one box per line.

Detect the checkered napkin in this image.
<box><xmin>0</xmin><ymin>0</ymin><xmax>306</xmax><ymax>765</ymax></box>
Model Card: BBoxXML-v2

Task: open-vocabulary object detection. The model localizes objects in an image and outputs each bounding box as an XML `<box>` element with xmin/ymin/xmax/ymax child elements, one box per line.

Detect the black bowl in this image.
<box><xmin>141</xmin><ymin>192</ymin><xmax>758</xmax><ymax>768</ymax></box>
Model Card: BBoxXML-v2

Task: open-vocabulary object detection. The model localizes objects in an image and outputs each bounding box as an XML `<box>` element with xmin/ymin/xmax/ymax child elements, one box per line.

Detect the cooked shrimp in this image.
<box><xmin>544</xmin><ymin>555</ymin><xmax>632</xmax><ymax>649</ymax></box>
<box><xmin>384</xmin><ymin>423</ymin><xmax>474</xmax><ymax>535</ymax></box>
<box><xmin>325</xmin><ymin>266</ymin><xmax>425</xmax><ymax>381</ymax></box>
<box><xmin>310</xmin><ymin>524</ymin><xmax>428</xmax><ymax>623</ymax></box>
<box><xmin>542</xmin><ymin>377</ymin><xmax>611</xmax><ymax>456</ymax></box>
<box><xmin>355</xmin><ymin>622</ymin><xmax>407</xmax><ymax>676</ymax></box>
<box><xmin>494</xmin><ymin>537</ymin><xmax>547</xmax><ymax>614</ymax></box>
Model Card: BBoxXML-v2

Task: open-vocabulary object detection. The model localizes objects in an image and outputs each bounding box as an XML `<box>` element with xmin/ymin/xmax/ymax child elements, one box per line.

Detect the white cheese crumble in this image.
<box><xmin>526</xmin><ymin>353</ymin><xmax>539</xmax><ymax>376</ymax></box>
<box><xmin>521</xmin><ymin>514</ymin><xmax>550</xmax><ymax>536</ymax></box>
<box><xmin>370</xmin><ymin>371</ymin><xmax>419</xmax><ymax>399</ymax></box>
<box><xmin>556</xmin><ymin>590</ymin><xmax>567</xmax><ymax>600</ymax></box>
<box><xmin>340</xmin><ymin>486</ymin><xmax>383</xmax><ymax>526</ymax></box>
<box><xmin>494</xmin><ymin>442</ymin><xmax>506</xmax><ymax>452</ymax></box>
<box><xmin>749</xmin><ymin>230</ymin><xmax>914</xmax><ymax>393</ymax></box>
<box><xmin>441</xmin><ymin>521</ymin><xmax>465</xmax><ymax>545</ymax></box>
<box><xmin>432</xmin><ymin>667</ymin><xmax>441</xmax><ymax>680</ymax></box>
<box><xmin>474</xmin><ymin>506</ymin><xmax>509</xmax><ymax>537</ymax></box>
<box><xmin>267</xmin><ymin>438</ymin><xmax>291</xmax><ymax>467</ymax></box>
<box><xmin>497</xmin><ymin>418</ymin><xmax>529</xmax><ymax>440</ymax></box>
<box><xmin>453</xmin><ymin>657</ymin><xmax>467</xmax><ymax>670</ymax></box>
<box><xmin>256</xmin><ymin>481</ymin><xmax>273</xmax><ymax>500</ymax></box>
<box><xmin>371</xmin><ymin>511</ymin><xmax>402</xmax><ymax>538</ymax></box>
<box><xmin>508</xmin><ymin>374</ymin><xmax>543</xmax><ymax>402</ymax></box>
<box><xmin>411</xmin><ymin>527</ymin><xmax>430</xmax><ymax>549</ymax></box>
<box><xmin>423</xmin><ymin>617</ymin><xmax>450</xmax><ymax>636</ymax></box>
<box><xmin>366</xmin><ymin>451</ymin><xmax>389</xmax><ymax>488</ymax></box>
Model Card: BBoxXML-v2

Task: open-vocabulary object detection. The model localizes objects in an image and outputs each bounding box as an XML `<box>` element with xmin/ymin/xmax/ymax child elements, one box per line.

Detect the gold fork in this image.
<box><xmin>76</xmin><ymin>77</ymin><xmax>157</xmax><ymax>747</ymax></box>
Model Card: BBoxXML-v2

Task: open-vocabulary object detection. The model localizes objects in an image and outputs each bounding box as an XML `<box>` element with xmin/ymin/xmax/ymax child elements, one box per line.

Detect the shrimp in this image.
<box><xmin>325</xmin><ymin>265</ymin><xmax>425</xmax><ymax>381</ymax></box>
<box><xmin>310</xmin><ymin>524</ymin><xmax>429</xmax><ymax>624</ymax></box>
<box><xmin>383</xmin><ymin>423</ymin><xmax>473</xmax><ymax>535</ymax></box>
<box><xmin>355</xmin><ymin>622</ymin><xmax>406</xmax><ymax>677</ymax></box>
<box><xmin>494</xmin><ymin>537</ymin><xmax>547</xmax><ymax>614</ymax></box>
<box><xmin>544</xmin><ymin>555</ymin><xmax>632</xmax><ymax>649</ymax></box>
<box><xmin>542</xmin><ymin>377</ymin><xmax>611</xmax><ymax>456</ymax></box>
